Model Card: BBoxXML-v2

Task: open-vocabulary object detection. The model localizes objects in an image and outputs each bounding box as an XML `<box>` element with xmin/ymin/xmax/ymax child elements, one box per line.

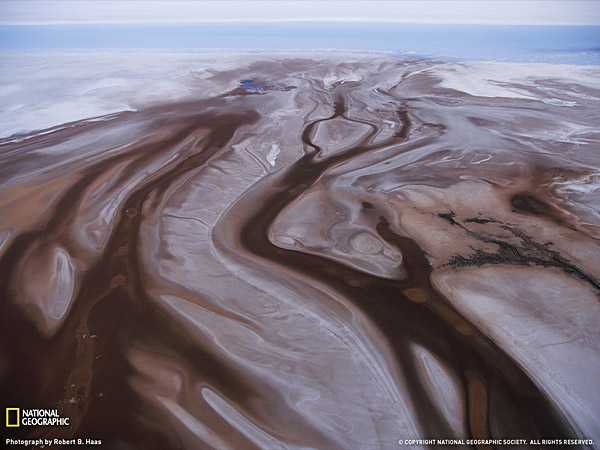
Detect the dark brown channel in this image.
<box><xmin>0</xmin><ymin>82</ymin><xmax>587</xmax><ymax>449</ymax></box>
<box><xmin>234</xmin><ymin>84</ymin><xmax>580</xmax><ymax>449</ymax></box>
<box><xmin>0</xmin><ymin>101</ymin><xmax>261</xmax><ymax>449</ymax></box>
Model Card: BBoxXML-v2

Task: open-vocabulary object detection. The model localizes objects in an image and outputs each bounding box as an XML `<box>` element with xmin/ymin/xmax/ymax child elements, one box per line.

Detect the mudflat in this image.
<box><xmin>1</xmin><ymin>54</ymin><xmax>599</xmax><ymax>449</ymax></box>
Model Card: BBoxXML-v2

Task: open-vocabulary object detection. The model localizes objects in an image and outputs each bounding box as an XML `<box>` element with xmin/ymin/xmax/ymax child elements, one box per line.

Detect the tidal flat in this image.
<box><xmin>1</xmin><ymin>53</ymin><xmax>599</xmax><ymax>449</ymax></box>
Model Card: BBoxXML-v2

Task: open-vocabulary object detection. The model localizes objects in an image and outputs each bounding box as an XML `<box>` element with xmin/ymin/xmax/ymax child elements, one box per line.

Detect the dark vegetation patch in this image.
<box><xmin>465</xmin><ymin>217</ymin><xmax>500</xmax><ymax>225</ymax></box>
<box><xmin>511</xmin><ymin>194</ymin><xmax>551</xmax><ymax>216</ymax></box>
<box><xmin>361</xmin><ymin>201</ymin><xmax>374</xmax><ymax>209</ymax></box>
<box><xmin>442</xmin><ymin>210</ymin><xmax>600</xmax><ymax>292</ymax></box>
<box><xmin>510</xmin><ymin>193</ymin><xmax>574</xmax><ymax>230</ymax></box>
<box><xmin>438</xmin><ymin>211</ymin><xmax>459</xmax><ymax>226</ymax></box>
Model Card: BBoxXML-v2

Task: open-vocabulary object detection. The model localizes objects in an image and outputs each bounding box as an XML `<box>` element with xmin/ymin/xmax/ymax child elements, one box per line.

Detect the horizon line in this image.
<box><xmin>2</xmin><ymin>18</ymin><xmax>600</xmax><ymax>26</ymax></box>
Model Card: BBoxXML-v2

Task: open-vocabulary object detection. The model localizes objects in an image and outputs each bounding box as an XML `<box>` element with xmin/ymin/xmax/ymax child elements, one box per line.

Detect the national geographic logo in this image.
<box><xmin>4</xmin><ymin>408</ymin><xmax>102</xmax><ymax>447</ymax></box>
<box><xmin>4</xmin><ymin>408</ymin><xmax>70</xmax><ymax>427</ymax></box>
<box><xmin>5</xmin><ymin>408</ymin><xmax>19</xmax><ymax>427</ymax></box>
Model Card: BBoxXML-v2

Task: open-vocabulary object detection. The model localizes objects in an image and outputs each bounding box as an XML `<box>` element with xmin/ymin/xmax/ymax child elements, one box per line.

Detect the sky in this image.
<box><xmin>1</xmin><ymin>0</ymin><xmax>600</xmax><ymax>25</ymax></box>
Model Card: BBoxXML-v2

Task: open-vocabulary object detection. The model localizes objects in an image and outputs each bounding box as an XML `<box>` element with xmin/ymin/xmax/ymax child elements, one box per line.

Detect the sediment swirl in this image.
<box><xmin>1</xmin><ymin>56</ymin><xmax>599</xmax><ymax>450</ymax></box>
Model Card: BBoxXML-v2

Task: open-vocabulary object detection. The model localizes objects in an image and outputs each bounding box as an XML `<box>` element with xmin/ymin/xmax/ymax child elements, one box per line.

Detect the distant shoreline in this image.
<box><xmin>1</xmin><ymin>23</ymin><xmax>599</xmax><ymax>65</ymax></box>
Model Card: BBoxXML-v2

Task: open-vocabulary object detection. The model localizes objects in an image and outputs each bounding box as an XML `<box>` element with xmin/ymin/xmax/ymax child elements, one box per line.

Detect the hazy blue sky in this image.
<box><xmin>1</xmin><ymin>1</ymin><xmax>600</xmax><ymax>25</ymax></box>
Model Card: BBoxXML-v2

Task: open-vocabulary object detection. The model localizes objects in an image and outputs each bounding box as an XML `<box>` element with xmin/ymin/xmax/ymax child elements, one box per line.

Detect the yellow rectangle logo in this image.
<box><xmin>6</xmin><ymin>408</ymin><xmax>20</xmax><ymax>427</ymax></box>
